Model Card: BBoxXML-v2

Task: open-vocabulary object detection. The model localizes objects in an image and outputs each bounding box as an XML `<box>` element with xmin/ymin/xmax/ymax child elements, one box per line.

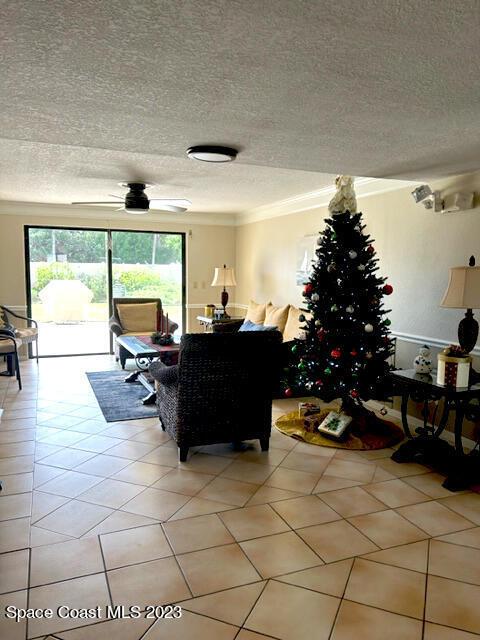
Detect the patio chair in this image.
<box><xmin>0</xmin><ymin>305</ymin><xmax>39</xmax><ymax>363</ymax></box>
<box><xmin>0</xmin><ymin>331</ymin><xmax>22</xmax><ymax>390</ymax></box>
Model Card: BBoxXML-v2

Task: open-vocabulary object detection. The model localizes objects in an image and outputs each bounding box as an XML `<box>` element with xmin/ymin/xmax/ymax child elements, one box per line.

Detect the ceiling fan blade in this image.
<box><xmin>71</xmin><ymin>201</ymin><xmax>119</xmax><ymax>205</ymax></box>
<box><xmin>108</xmin><ymin>194</ymin><xmax>124</xmax><ymax>199</ymax></box>
<box><xmin>149</xmin><ymin>198</ymin><xmax>192</xmax><ymax>207</ymax></box>
<box><xmin>151</xmin><ymin>204</ymin><xmax>188</xmax><ymax>214</ymax></box>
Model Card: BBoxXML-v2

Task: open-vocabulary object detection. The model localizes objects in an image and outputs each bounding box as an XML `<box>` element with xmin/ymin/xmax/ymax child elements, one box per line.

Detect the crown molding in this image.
<box><xmin>236</xmin><ymin>177</ymin><xmax>417</xmax><ymax>225</ymax></box>
<box><xmin>0</xmin><ymin>200</ymin><xmax>237</xmax><ymax>227</ymax></box>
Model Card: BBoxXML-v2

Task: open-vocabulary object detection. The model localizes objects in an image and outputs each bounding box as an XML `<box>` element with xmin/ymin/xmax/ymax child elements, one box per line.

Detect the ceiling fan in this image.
<box><xmin>72</xmin><ymin>182</ymin><xmax>191</xmax><ymax>215</ymax></box>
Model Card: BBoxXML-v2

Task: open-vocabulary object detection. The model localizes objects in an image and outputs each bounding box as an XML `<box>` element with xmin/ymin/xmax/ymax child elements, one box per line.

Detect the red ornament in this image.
<box><xmin>383</xmin><ymin>284</ymin><xmax>393</xmax><ymax>295</ymax></box>
<box><xmin>367</xmin><ymin>245</ymin><xmax>375</xmax><ymax>254</ymax></box>
<box><xmin>315</xmin><ymin>379</ymin><xmax>323</xmax><ymax>386</ymax></box>
<box><xmin>284</xmin><ymin>388</ymin><xmax>293</xmax><ymax>398</ymax></box>
<box><xmin>350</xmin><ymin>390</ymin><xmax>359</xmax><ymax>398</ymax></box>
<box><xmin>350</xmin><ymin>349</ymin><xmax>358</xmax><ymax>357</ymax></box>
<box><xmin>317</xmin><ymin>329</ymin><xmax>325</xmax><ymax>341</ymax></box>
<box><xmin>304</xmin><ymin>283</ymin><xmax>313</xmax><ymax>296</ymax></box>
<box><xmin>331</xmin><ymin>348</ymin><xmax>342</xmax><ymax>359</ymax></box>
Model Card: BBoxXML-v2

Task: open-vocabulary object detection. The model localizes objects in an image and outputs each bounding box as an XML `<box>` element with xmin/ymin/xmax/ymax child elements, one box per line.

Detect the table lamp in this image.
<box><xmin>211</xmin><ymin>264</ymin><xmax>237</xmax><ymax>317</ymax></box>
<box><xmin>441</xmin><ymin>255</ymin><xmax>480</xmax><ymax>353</ymax></box>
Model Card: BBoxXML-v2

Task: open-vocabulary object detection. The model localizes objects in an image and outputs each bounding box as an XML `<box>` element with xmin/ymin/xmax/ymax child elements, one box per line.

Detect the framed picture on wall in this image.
<box><xmin>296</xmin><ymin>234</ymin><xmax>317</xmax><ymax>285</ymax></box>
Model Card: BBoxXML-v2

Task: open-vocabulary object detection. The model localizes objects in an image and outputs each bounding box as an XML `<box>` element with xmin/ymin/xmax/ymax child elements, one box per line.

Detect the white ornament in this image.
<box><xmin>311</xmin><ymin>293</ymin><xmax>319</xmax><ymax>302</ymax></box>
<box><xmin>315</xmin><ymin>320</ymin><xmax>322</xmax><ymax>326</ymax></box>
<box><xmin>354</xmin><ymin>224</ymin><xmax>362</xmax><ymax>232</ymax></box>
<box><xmin>348</xmin><ymin>250</ymin><xmax>357</xmax><ymax>259</ymax></box>
<box><xmin>346</xmin><ymin>305</ymin><xmax>354</xmax><ymax>313</ymax></box>
<box><xmin>414</xmin><ymin>345</ymin><xmax>433</xmax><ymax>374</ymax></box>
<box><xmin>328</xmin><ymin>175</ymin><xmax>358</xmax><ymax>216</ymax></box>
<box><xmin>357</xmin><ymin>264</ymin><xmax>366</xmax><ymax>271</ymax></box>
<box><xmin>364</xmin><ymin>323</ymin><xmax>374</xmax><ymax>333</ymax></box>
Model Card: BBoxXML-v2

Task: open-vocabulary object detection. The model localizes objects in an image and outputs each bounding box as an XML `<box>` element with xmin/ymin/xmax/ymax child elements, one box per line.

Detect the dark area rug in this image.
<box><xmin>86</xmin><ymin>370</ymin><xmax>158</xmax><ymax>422</ymax></box>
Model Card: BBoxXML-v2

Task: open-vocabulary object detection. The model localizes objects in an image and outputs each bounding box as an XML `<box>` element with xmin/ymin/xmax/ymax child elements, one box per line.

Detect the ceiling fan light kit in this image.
<box><xmin>187</xmin><ymin>145</ymin><xmax>238</xmax><ymax>163</ymax></box>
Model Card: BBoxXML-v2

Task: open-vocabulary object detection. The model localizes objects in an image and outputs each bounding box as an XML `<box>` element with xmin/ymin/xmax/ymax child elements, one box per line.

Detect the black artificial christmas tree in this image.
<box><xmin>286</xmin><ymin>189</ymin><xmax>394</xmax><ymax>412</ymax></box>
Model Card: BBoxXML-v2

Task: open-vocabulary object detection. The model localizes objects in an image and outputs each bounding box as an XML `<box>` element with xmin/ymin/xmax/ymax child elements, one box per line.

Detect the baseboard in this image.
<box><xmin>367</xmin><ymin>399</ymin><xmax>477</xmax><ymax>451</ymax></box>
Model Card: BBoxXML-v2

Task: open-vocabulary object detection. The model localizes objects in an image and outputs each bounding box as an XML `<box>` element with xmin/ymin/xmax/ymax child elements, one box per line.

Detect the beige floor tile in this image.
<box><xmin>236</xmin><ymin>446</ymin><xmax>288</xmax><ymax>466</ymax></box>
<box><xmin>167</xmin><ymin>497</ymin><xmax>237</xmax><ymax>520</ymax></box>
<box><xmin>404</xmin><ymin>472</ymin><xmax>457</xmax><ymax>498</ymax></box>
<box><xmin>199</xmin><ymin>442</ymin><xmax>242</xmax><ymax>458</ymax></box>
<box><xmin>370</xmin><ymin>466</ymin><xmax>397</xmax><ymax>482</ymax></box>
<box><xmin>0</xmin><ymin>471</ymin><xmax>33</xmax><ymax>496</ymax></box>
<box><xmin>28</xmin><ymin>573</ymin><xmax>111</xmax><ymax>637</ymax></box>
<box><xmin>82</xmin><ymin>510</ymin><xmax>160</xmax><ymax>537</ymax></box>
<box><xmin>355</xmin><ymin>447</ymin><xmax>396</xmax><ymax>461</ymax></box>
<box><xmin>436</xmin><ymin>527</ymin><xmax>480</xmax><ymax>549</ymax></box>
<box><xmin>0</xmin><ymin>491</ymin><xmax>31</xmax><ymax>520</ymax></box>
<box><xmin>180</xmin><ymin>581</ymin><xmax>266</xmax><ymax>626</ymax></box>
<box><xmin>0</xmin><ymin>589</ymin><xmax>27</xmax><ymax>640</ymax></box>
<box><xmin>164</xmin><ymin>513</ymin><xmax>234</xmax><ymax>553</ymax></box>
<box><xmin>271</xmin><ymin>495</ymin><xmax>340</xmax><ymax>529</ymax></box>
<box><xmin>101</xmin><ymin>523</ymin><xmax>172</xmax><ymax>569</ymax></box>
<box><xmin>130</xmin><ymin>427</ymin><xmax>171</xmax><ymax>445</ymax></box>
<box><xmin>30</xmin><ymin>537</ymin><xmax>104</xmax><ymax>586</ymax></box>
<box><xmin>348</xmin><ymin>509</ymin><xmax>428</xmax><ymax>548</ymax></box>
<box><xmin>429</xmin><ymin>540</ymin><xmax>480</xmax><ymax>585</ymax></box>
<box><xmin>120</xmin><ymin>487</ymin><xmax>189</xmax><ymax>520</ymax></box>
<box><xmin>0</xmin><ymin>517</ymin><xmax>30</xmax><ymax>552</ymax></box>
<box><xmin>40</xmin><ymin>429</ymin><xmax>90</xmax><ymax>447</ymax></box>
<box><xmin>100</xmin><ymin>422</ymin><xmax>148</xmax><ymax>438</ymax></box>
<box><xmin>177</xmin><ymin>543</ymin><xmax>260</xmax><ymax>596</ymax></box>
<box><xmin>297</xmin><ymin>520</ymin><xmax>378</xmax><ymax>562</ymax></box>
<box><xmin>54</xmin><ymin>616</ymin><xmax>154</xmax><ymax>640</ymax></box>
<box><xmin>276</xmin><ymin>558</ymin><xmax>353</xmax><ymax>597</ymax></box>
<box><xmin>345</xmin><ymin>557</ymin><xmax>425</xmax><ymax>618</ymax></box>
<box><xmin>33</xmin><ymin>463</ymin><xmax>67</xmax><ymax>486</ymax></box>
<box><xmin>313</xmin><ymin>476</ymin><xmax>364</xmax><ymax>493</ymax></box>
<box><xmin>245</xmin><ymin>579</ymin><xmax>340</xmax><ymax>640</ymax></box>
<box><xmin>35</xmin><ymin>442</ymin><xmax>62</xmax><ymax>460</ymax></box>
<box><xmin>39</xmin><ymin>470</ymin><xmax>103</xmax><ymax>498</ymax></box>
<box><xmin>143</xmin><ymin>610</ymin><xmax>238</xmax><ymax>640</ymax></box>
<box><xmin>397</xmin><ymin>501</ymin><xmax>475</xmax><ymax>536</ymax></box>
<box><xmin>246</xmin><ymin>485</ymin><xmax>304</xmax><ymax>506</ymax></box>
<box><xmin>40</xmin><ymin>448</ymin><xmax>97</xmax><ymax>469</ymax></box>
<box><xmin>0</xmin><ymin>440</ymin><xmax>35</xmax><ymax>457</ymax></box>
<box><xmin>375</xmin><ymin>458</ymin><xmax>430</xmax><ymax>478</ymax></box>
<box><xmin>291</xmin><ymin>441</ymin><xmax>337</xmax><ymax>458</ymax></box>
<box><xmin>319</xmin><ymin>486</ymin><xmax>387</xmax><ymax>517</ymax></box>
<box><xmin>71</xmin><ymin>434</ymin><xmax>123</xmax><ymax>453</ymax></box>
<box><xmin>78</xmin><ymin>478</ymin><xmax>145</xmax><ymax>508</ymax></box>
<box><xmin>364</xmin><ymin>478</ymin><xmax>430</xmax><ymax>507</ymax></box>
<box><xmin>331</xmin><ymin>600</ymin><xmax>423</xmax><ymax>640</ymax></box>
<box><xmin>139</xmin><ymin>445</ymin><xmax>181</xmax><ymax>467</ymax></box>
<box><xmin>34</xmin><ymin>499</ymin><xmax>113</xmax><ymax>537</ymax></box>
<box><xmin>323</xmin><ymin>458</ymin><xmax>376</xmax><ymax>483</ymax></box>
<box><xmin>440</xmin><ymin>494</ymin><xmax>480</xmax><ymax>525</ymax></box>
<box><xmin>0</xmin><ymin>454</ymin><xmax>34</xmax><ymax>475</ymax></box>
<box><xmin>108</xmin><ymin>557</ymin><xmax>191</xmax><ymax>608</ymax></box>
<box><xmin>74</xmin><ymin>454</ymin><xmax>132</xmax><ymax>477</ymax></box>
<box><xmin>32</xmin><ymin>490</ymin><xmax>69</xmax><ymax>523</ymax></box>
<box><xmin>180</xmin><ymin>452</ymin><xmax>236</xmax><ymax>474</ymax></box>
<box><xmin>280</xmin><ymin>450</ymin><xmax>331</xmax><ymax>475</ymax></box>
<box><xmin>29</xmin><ymin>526</ymin><xmax>74</xmax><ymax>547</ymax></box>
<box><xmin>113</xmin><ymin>461</ymin><xmax>172</xmax><ymax>486</ymax></box>
<box><xmin>426</xmin><ymin>575</ymin><xmax>480</xmax><ymax>634</ymax></box>
<box><xmin>220</xmin><ymin>504</ymin><xmax>290</xmax><ymax>541</ymax></box>
<box><xmin>197</xmin><ymin>477</ymin><xmax>259</xmax><ymax>507</ymax></box>
<box><xmin>424</xmin><ymin>622</ymin><xmax>480</xmax><ymax>640</ymax></box>
<box><xmin>240</xmin><ymin>531</ymin><xmax>322</xmax><ymax>578</ymax></box>
<box><xmin>265</xmin><ymin>467</ymin><xmax>319</xmax><ymax>494</ymax></box>
<box><xmin>362</xmin><ymin>540</ymin><xmax>429</xmax><ymax>573</ymax></box>
<box><xmin>103</xmin><ymin>440</ymin><xmax>157</xmax><ymax>460</ymax></box>
<box><xmin>220</xmin><ymin>460</ymin><xmax>276</xmax><ymax>485</ymax></box>
<box><xmin>0</xmin><ymin>549</ymin><xmax>29</xmax><ymax>594</ymax></box>
<box><xmin>152</xmin><ymin>468</ymin><xmax>215</xmax><ymax>495</ymax></box>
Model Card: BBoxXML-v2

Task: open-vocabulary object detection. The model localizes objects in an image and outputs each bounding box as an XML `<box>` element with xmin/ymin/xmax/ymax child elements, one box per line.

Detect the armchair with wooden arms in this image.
<box><xmin>149</xmin><ymin>331</ymin><xmax>282</xmax><ymax>461</ymax></box>
<box><xmin>0</xmin><ymin>305</ymin><xmax>39</xmax><ymax>363</ymax></box>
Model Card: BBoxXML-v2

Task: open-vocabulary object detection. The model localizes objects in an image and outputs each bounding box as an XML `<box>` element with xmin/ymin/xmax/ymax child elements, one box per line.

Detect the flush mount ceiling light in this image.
<box><xmin>186</xmin><ymin>145</ymin><xmax>238</xmax><ymax>163</ymax></box>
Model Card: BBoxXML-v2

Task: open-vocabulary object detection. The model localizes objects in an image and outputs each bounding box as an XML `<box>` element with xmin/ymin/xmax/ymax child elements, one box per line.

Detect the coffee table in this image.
<box><xmin>116</xmin><ymin>335</ymin><xmax>180</xmax><ymax>405</ymax></box>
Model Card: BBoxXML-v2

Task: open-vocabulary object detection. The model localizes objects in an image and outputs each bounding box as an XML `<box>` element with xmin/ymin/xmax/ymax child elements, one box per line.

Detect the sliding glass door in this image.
<box><xmin>25</xmin><ymin>226</ymin><xmax>185</xmax><ymax>357</ymax></box>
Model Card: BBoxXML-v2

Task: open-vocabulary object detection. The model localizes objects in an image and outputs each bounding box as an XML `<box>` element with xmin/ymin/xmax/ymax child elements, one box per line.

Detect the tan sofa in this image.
<box><xmin>242</xmin><ymin>300</ymin><xmax>307</xmax><ymax>342</ymax></box>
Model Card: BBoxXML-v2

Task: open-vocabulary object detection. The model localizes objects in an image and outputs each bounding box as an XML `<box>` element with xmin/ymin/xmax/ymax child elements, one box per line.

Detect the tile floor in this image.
<box><xmin>1</xmin><ymin>356</ymin><xmax>480</xmax><ymax>639</ymax></box>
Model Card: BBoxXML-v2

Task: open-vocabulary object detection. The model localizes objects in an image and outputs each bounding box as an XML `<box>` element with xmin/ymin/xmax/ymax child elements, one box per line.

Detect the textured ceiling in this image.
<box><xmin>1</xmin><ymin>0</ymin><xmax>479</xmax><ymax>212</ymax></box>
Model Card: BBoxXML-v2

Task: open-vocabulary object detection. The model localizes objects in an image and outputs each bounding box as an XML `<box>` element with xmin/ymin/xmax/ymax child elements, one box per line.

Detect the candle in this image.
<box><xmin>166</xmin><ymin>313</ymin><xmax>169</xmax><ymax>335</ymax></box>
<box><xmin>160</xmin><ymin>310</ymin><xmax>163</xmax><ymax>334</ymax></box>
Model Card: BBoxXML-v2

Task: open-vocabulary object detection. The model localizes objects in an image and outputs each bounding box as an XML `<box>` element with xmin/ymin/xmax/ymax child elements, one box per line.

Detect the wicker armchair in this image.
<box><xmin>149</xmin><ymin>331</ymin><xmax>282</xmax><ymax>461</ymax></box>
<box><xmin>0</xmin><ymin>305</ymin><xmax>38</xmax><ymax>363</ymax></box>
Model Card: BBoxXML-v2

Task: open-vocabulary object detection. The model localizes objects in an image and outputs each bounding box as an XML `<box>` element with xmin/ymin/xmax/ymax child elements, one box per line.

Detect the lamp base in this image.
<box><xmin>458</xmin><ymin>309</ymin><xmax>479</xmax><ymax>353</ymax></box>
<box><xmin>221</xmin><ymin>289</ymin><xmax>230</xmax><ymax>318</ymax></box>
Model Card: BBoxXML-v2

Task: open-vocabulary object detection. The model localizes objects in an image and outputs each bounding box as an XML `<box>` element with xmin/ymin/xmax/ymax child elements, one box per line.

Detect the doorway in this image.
<box><xmin>25</xmin><ymin>226</ymin><xmax>186</xmax><ymax>357</ymax></box>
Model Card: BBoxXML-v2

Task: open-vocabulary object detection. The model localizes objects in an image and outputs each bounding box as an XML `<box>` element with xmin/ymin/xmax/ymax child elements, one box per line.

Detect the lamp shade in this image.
<box><xmin>441</xmin><ymin>266</ymin><xmax>480</xmax><ymax>309</ymax></box>
<box><xmin>211</xmin><ymin>265</ymin><xmax>237</xmax><ymax>287</ymax></box>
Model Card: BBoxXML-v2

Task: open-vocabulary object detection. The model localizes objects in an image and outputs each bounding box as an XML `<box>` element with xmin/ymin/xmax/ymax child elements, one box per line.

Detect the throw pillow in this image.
<box><xmin>283</xmin><ymin>305</ymin><xmax>309</xmax><ymax>342</ymax></box>
<box><xmin>117</xmin><ymin>302</ymin><xmax>158</xmax><ymax>332</ymax></box>
<box><xmin>239</xmin><ymin>319</ymin><xmax>278</xmax><ymax>332</ymax></box>
<box><xmin>0</xmin><ymin>307</ymin><xmax>13</xmax><ymax>332</ymax></box>
<box><xmin>265</xmin><ymin>303</ymin><xmax>290</xmax><ymax>335</ymax></box>
<box><xmin>245</xmin><ymin>300</ymin><xmax>267</xmax><ymax>324</ymax></box>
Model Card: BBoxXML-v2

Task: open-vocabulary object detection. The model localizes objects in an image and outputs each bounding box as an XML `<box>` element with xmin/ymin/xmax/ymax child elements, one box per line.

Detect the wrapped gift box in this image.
<box><xmin>317</xmin><ymin>411</ymin><xmax>352</xmax><ymax>439</ymax></box>
<box><xmin>437</xmin><ymin>347</ymin><xmax>471</xmax><ymax>388</ymax></box>
<box><xmin>298</xmin><ymin>402</ymin><xmax>321</xmax><ymax>418</ymax></box>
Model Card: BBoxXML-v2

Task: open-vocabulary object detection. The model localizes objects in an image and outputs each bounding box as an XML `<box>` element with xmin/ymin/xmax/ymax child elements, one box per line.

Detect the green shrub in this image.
<box><xmin>35</xmin><ymin>263</ymin><xmax>75</xmax><ymax>293</ymax></box>
<box><xmin>130</xmin><ymin>281</ymin><xmax>181</xmax><ymax>306</ymax></box>
<box><xmin>115</xmin><ymin>269</ymin><xmax>163</xmax><ymax>294</ymax></box>
<box><xmin>78</xmin><ymin>272</ymin><xmax>107</xmax><ymax>303</ymax></box>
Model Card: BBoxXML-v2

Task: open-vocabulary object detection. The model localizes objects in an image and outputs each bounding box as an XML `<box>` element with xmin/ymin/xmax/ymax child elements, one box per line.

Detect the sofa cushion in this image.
<box><xmin>117</xmin><ymin>302</ymin><xmax>157</xmax><ymax>332</ymax></box>
<box><xmin>239</xmin><ymin>319</ymin><xmax>278</xmax><ymax>332</ymax></box>
<box><xmin>283</xmin><ymin>305</ymin><xmax>306</xmax><ymax>342</ymax></box>
<box><xmin>265</xmin><ymin>303</ymin><xmax>290</xmax><ymax>335</ymax></box>
<box><xmin>245</xmin><ymin>300</ymin><xmax>267</xmax><ymax>324</ymax></box>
